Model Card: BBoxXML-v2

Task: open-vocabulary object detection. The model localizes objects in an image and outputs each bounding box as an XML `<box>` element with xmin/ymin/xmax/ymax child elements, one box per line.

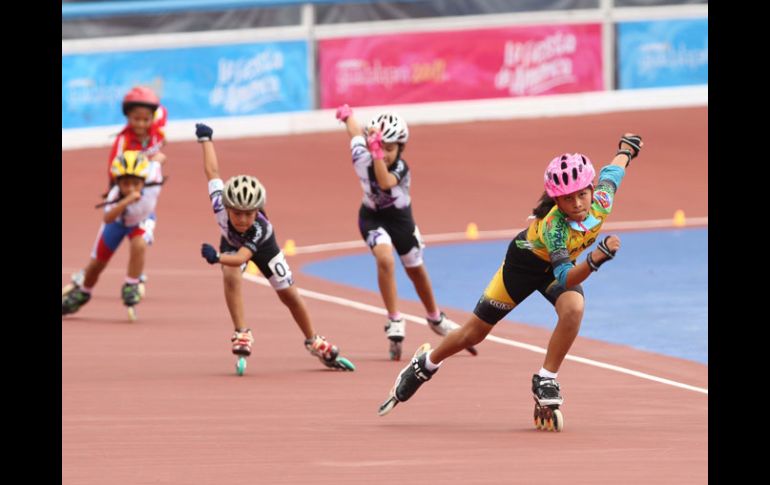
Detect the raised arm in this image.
<box><xmin>195</xmin><ymin>123</ymin><xmax>220</xmax><ymax>181</ymax></box>
<box><xmin>335</xmin><ymin>104</ymin><xmax>364</xmax><ymax>139</ymax></box>
<box><xmin>611</xmin><ymin>134</ymin><xmax>643</xmax><ymax>169</ymax></box>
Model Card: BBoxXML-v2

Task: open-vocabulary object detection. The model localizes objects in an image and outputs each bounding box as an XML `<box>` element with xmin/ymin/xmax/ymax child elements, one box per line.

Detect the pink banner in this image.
<box><xmin>318</xmin><ymin>24</ymin><xmax>603</xmax><ymax>108</ymax></box>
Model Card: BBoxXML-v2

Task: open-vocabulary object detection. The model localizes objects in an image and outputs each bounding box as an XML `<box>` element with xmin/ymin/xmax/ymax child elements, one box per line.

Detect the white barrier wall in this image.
<box><xmin>62</xmin><ymin>85</ymin><xmax>706</xmax><ymax>150</ymax></box>
<box><xmin>62</xmin><ymin>3</ymin><xmax>707</xmax><ymax>150</ymax></box>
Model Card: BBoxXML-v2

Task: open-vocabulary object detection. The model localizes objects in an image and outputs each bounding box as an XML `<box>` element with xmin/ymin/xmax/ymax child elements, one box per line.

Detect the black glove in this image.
<box><xmin>616</xmin><ymin>134</ymin><xmax>642</xmax><ymax>167</ymax></box>
<box><xmin>586</xmin><ymin>236</ymin><xmax>617</xmax><ymax>271</ymax></box>
<box><xmin>195</xmin><ymin>123</ymin><xmax>213</xmax><ymax>142</ymax></box>
<box><xmin>201</xmin><ymin>243</ymin><xmax>220</xmax><ymax>264</ymax></box>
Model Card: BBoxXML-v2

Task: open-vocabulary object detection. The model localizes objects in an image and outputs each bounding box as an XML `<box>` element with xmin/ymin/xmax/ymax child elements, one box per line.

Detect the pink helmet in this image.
<box><xmin>543</xmin><ymin>153</ymin><xmax>595</xmax><ymax>197</ymax></box>
<box><xmin>122</xmin><ymin>86</ymin><xmax>160</xmax><ymax>115</ymax></box>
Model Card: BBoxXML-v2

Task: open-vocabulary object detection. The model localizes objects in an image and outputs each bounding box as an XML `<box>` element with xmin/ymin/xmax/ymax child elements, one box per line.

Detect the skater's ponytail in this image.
<box><xmin>532</xmin><ymin>191</ymin><xmax>556</xmax><ymax>219</ymax></box>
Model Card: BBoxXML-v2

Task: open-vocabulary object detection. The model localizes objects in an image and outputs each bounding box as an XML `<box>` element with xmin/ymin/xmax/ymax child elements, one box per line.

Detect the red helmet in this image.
<box><xmin>122</xmin><ymin>86</ymin><xmax>160</xmax><ymax>115</ymax></box>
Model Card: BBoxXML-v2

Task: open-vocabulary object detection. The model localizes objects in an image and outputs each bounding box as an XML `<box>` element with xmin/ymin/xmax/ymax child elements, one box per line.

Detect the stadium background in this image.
<box><xmin>62</xmin><ymin>2</ymin><xmax>708</xmax><ymax>483</ymax></box>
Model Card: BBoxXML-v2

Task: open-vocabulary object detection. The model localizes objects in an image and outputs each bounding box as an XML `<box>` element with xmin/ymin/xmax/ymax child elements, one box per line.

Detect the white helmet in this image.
<box><xmin>223</xmin><ymin>175</ymin><xmax>266</xmax><ymax>210</ymax></box>
<box><xmin>366</xmin><ymin>112</ymin><xmax>409</xmax><ymax>144</ymax></box>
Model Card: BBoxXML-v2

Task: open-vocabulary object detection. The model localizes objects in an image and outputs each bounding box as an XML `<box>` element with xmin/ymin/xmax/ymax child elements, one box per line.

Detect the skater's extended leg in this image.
<box><xmin>372</xmin><ymin>244</ymin><xmax>399</xmax><ymax>315</ymax></box>
<box><xmin>404</xmin><ymin>264</ymin><xmax>438</xmax><ymax>316</ymax></box>
<box><xmin>276</xmin><ymin>286</ymin><xmax>314</xmax><ymax>340</ymax></box>
<box><xmin>542</xmin><ymin>291</ymin><xmax>584</xmax><ymax>373</ymax></box>
<box><xmin>222</xmin><ymin>265</ymin><xmax>247</xmax><ymax>330</ymax></box>
<box><xmin>62</xmin><ymin>259</ymin><xmax>106</xmax><ymax>315</ymax></box>
<box><xmin>429</xmin><ymin>315</ymin><xmax>492</xmax><ymax>363</ymax></box>
<box><xmin>127</xmin><ymin>234</ymin><xmax>147</xmax><ymax>280</ymax></box>
<box><xmin>378</xmin><ymin>343</ymin><xmax>435</xmax><ymax>415</ymax></box>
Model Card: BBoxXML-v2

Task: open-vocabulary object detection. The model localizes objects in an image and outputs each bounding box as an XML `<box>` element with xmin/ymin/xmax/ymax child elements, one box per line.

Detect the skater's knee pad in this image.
<box><xmin>366</xmin><ymin>227</ymin><xmax>392</xmax><ymax>249</ymax></box>
<box><xmin>400</xmin><ymin>246</ymin><xmax>424</xmax><ymax>268</ymax></box>
<box><xmin>267</xmin><ymin>275</ymin><xmax>294</xmax><ymax>291</ymax></box>
<box><xmin>141</xmin><ymin>230</ymin><xmax>155</xmax><ymax>246</ymax></box>
<box><xmin>268</xmin><ymin>273</ymin><xmax>293</xmax><ymax>290</ymax></box>
<box><xmin>267</xmin><ymin>252</ymin><xmax>294</xmax><ymax>290</ymax></box>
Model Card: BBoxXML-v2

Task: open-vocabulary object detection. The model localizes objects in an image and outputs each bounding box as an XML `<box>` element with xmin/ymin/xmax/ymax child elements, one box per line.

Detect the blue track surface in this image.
<box><xmin>302</xmin><ymin>228</ymin><xmax>708</xmax><ymax>364</ymax></box>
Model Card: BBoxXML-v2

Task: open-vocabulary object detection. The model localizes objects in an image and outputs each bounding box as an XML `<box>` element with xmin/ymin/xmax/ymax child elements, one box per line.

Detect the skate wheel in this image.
<box><xmin>534</xmin><ymin>412</ymin><xmax>545</xmax><ymax>430</ymax></box>
<box><xmin>62</xmin><ymin>283</ymin><xmax>75</xmax><ymax>296</ymax></box>
<box><xmin>335</xmin><ymin>357</ymin><xmax>356</xmax><ymax>371</ymax></box>
<box><xmin>534</xmin><ymin>402</ymin><xmax>550</xmax><ymax>431</ymax></box>
<box><xmin>552</xmin><ymin>409</ymin><xmax>564</xmax><ymax>432</ymax></box>
<box><xmin>138</xmin><ymin>283</ymin><xmax>146</xmax><ymax>298</ymax></box>
<box><xmin>378</xmin><ymin>396</ymin><xmax>398</xmax><ymax>417</ymax></box>
<box><xmin>389</xmin><ymin>340</ymin><xmax>403</xmax><ymax>361</ymax></box>
<box><xmin>127</xmin><ymin>306</ymin><xmax>137</xmax><ymax>322</ymax></box>
<box><xmin>236</xmin><ymin>357</ymin><xmax>247</xmax><ymax>376</ymax></box>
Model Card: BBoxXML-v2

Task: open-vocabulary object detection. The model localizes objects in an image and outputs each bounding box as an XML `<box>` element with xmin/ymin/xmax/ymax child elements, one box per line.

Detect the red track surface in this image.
<box><xmin>62</xmin><ymin>107</ymin><xmax>707</xmax><ymax>484</ymax></box>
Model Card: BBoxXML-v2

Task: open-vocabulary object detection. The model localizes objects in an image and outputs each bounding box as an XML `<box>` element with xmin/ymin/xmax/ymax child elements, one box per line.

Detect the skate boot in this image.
<box><xmin>121</xmin><ymin>282</ymin><xmax>142</xmax><ymax>321</ymax></box>
<box><xmin>231</xmin><ymin>328</ymin><xmax>254</xmax><ymax>376</ymax></box>
<box><xmin>378</xmin><ymin>343</ymin><xmax>435</xmax><ymax>416</ymax></box>
<box><xmin>305</xmin><ymin>335</ymin><xmax>355</xmax><ymax>371</ymax></box>
<box><xmin>231</xmin><ymin>329</ymin><xmax>254</xmax><ymax>356</ymax></box>
<box><xmin>426</xmin><ymin>312</ymin><xmax>478</xmax><ymax>356</ymax></box>
<box><xmin>532</xmin><ymin>374</ymin><xmax>564</xmax><ymax>432</ymax></box>
<box><xmin>384</xmin><ymin>317</ymin><xmax>406</xmax><ymax>360</ymax></box>
<box><xmin>62</xmin><ymin>286</ymin><xmax>91</xmax><ymax>316</ymax></box>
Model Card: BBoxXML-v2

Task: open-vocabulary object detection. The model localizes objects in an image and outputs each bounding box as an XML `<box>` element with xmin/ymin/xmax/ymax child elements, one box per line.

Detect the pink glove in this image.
<box><xmin>335</xmin><ymin>104</ymin><xmax>352</xmax><ymax>122</ymax></box>
<box><xmin>367</xmin><ymin>131</ymin><xmax>384</xmax><ymax>160</ymax></box>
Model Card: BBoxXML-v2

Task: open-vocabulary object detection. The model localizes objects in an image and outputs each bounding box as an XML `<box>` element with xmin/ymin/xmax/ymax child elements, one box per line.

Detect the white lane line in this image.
<box><xmin>62</xmin><ymin>218</ymin><xmax>708</xmax><ymax>395</ymax></box>
<box><xmin>243</xmin><ymin>273</ymin><xmax>708</xmax><ymax>395</ymax></box>
<box><xmin>62</xmin><ymin>217</ymin><xmax>709</xmax><ymax>268</ymax></box>
<box><xmin>290</xmin><ymin>217</ymin><xmax>709</xmax><ymax>254</ymax></box>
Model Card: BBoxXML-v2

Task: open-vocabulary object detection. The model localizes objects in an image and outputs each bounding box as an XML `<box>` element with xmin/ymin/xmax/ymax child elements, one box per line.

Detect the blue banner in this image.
<box><xmin>62</xmin><ymin>41</ymin><xmax>310</xmax><ymax>128</ymax></box>
<box><xmin>617</xmin><ymin>18</ymin><xmax>708</xmax><ymax>89</ymax></box>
